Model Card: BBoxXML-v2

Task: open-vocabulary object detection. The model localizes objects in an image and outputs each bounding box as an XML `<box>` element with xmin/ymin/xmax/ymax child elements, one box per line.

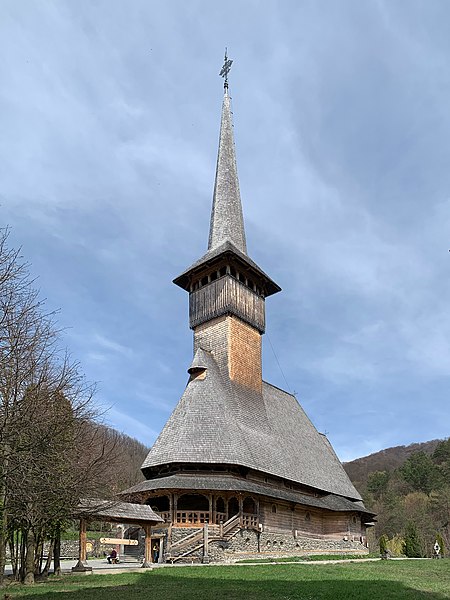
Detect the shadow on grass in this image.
<box><xmin>5</xmin><ymin>567</ymin><xmax>450</xmax><ymax>600</ymax></box>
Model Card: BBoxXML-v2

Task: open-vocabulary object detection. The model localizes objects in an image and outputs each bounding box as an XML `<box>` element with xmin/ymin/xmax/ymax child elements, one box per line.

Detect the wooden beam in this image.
<box><xmin>142</xmin><ymin>524</ymin><xmax>152</xmax><ymax>568</ymax></box>
<box><xmin>71</xmin><ymin>518</ymin><xmax>92</xmax><ymax>573</ymax></box>
<box><xmin>202</xmin><ymin>523</ymin><xmax>209</xmax><ymax>564</ymax></box>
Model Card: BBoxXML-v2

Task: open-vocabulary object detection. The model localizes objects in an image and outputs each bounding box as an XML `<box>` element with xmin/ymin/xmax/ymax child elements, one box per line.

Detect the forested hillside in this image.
<box><xmin>88</xmin><ymin>423</ymin><xmax>149</xmax><ymax>492</ymax></box>
<box><xmin>344</xmin><ymin>438</ymin><xmax>450</xmax><ymax>557</ymax></box>
<box><xmin>344</xmin><ymin>439</ymin><xmax>442</xmax><ymax>489</ymax></box>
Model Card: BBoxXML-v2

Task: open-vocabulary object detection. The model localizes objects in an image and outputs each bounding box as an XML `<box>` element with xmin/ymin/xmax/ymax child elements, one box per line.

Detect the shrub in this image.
<box><xmin>403</xmin><ymin>521</ymin><xmax>423</xmax><ymax>557</ymax></box>
<box><xmin>379</xmin><ymin>534</ymin><xmax>388</xmax><ymax>556</ymax></box>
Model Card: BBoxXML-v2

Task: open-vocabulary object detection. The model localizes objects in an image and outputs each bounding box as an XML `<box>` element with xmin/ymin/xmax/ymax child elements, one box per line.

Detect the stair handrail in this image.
<box><xmin>170</xmin><ymin>528</ymin><xmax>204</xmax><ymax>552</ymax></box>
<box><xmin>169</xmin><ymin>543</ymin><xmax>204</xmax><ymax>563</ymax></box>
<box><xmin>222</xmin><ymin>514</ymin><xmax>240</xmax><ymax>535</ymax></box>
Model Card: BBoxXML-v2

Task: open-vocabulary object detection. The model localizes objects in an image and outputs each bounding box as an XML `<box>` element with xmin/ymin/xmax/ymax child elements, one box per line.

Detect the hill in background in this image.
<box><xmin>343</xmin><ymin>439</ymin><xmax>442</xmax><ymax>489</ymax></box>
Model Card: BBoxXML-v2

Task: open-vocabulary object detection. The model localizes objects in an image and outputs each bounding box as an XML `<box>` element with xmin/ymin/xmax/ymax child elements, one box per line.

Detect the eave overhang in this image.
<box><xmin>119</xmin><ymin>474</ymin><xmax>374</xmax><ymax>520</ymax></box>
<box><xmin>173</xmin><ymin>241</ymin><xmax>281</xmax><ymax>297</ymax></box>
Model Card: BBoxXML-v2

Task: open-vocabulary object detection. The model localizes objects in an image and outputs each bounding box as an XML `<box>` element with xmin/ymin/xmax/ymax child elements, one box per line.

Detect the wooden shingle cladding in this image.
<box><xmin>140</xmin><ymin>352</ymin><xmax>362</xmax><ymax>501</ymax></box>
<box><xmin>194</xmin><ymin>316</ymin><xmax>263</xmax><ymax>393</ymax></box>
<box><xmin>173</xmin><ymin>241</ymin><xmax>281</xmax><ymax>299</ymax></box>
<box><xmin>76</xmin><ymin>499</ymin><xmax>163</xmax><ymax>525</ymax></box>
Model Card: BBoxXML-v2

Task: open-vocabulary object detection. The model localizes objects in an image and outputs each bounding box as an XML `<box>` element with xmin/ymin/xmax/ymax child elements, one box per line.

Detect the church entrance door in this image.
<box><xmin>228</xmin><ymin>497</ymin><xmax>239</xmax><ymax>519</ymax></box>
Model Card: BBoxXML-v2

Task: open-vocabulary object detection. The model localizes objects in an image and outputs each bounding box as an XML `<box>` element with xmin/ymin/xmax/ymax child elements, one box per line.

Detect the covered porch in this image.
<box><xmin>148</xmin><ymin>492</ymin><xmax>260</xmax><ymax>529</ymax></box>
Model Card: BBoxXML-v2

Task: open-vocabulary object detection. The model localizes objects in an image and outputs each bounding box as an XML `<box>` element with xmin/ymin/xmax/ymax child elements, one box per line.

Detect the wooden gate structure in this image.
<box><xmin>73</xmin><ymin>500</ymin><xmax>163</xmax><ymax>570</ymax></box>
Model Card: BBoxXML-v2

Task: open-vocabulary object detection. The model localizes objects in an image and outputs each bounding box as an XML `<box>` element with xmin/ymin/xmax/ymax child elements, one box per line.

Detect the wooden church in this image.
<box><xmin>121</xmin><ymin>60</ymin><xmax>374</xmax><ymax>562</ymax></box>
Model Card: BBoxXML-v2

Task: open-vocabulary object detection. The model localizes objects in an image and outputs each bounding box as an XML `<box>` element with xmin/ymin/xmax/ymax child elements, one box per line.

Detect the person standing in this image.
<box><xmin>152</xmin><ymin>543</ymin><xmax>159</xmax><ymax>563</ymax></box>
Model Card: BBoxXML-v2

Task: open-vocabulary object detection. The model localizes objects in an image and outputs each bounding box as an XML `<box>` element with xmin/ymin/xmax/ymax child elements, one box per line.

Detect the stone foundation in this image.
<box><xmin>163</xmin><ymin>526</ymin><xmax>368</xmax><ymax>563</ymax></box>
<box><xmin>208</xmin><ymin>530</ymin><xmax>367</xmax><ymax>562</ymax></box>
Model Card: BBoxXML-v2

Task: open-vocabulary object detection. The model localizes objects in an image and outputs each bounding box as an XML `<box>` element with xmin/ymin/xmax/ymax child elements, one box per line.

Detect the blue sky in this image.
<box><xmin>1</xmin><ymin>0</ymin><xmax>449</xmax><ymax>462</ymax></box>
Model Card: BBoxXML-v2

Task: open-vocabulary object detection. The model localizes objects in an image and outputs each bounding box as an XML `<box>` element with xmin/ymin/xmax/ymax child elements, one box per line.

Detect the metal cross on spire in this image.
<box><xmin>219</xmin><ymin>48</ymin><xmax>233</xmax><ymax>89</ymax></box>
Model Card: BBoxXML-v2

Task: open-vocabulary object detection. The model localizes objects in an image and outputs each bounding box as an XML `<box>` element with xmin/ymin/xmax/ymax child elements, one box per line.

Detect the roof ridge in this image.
<box><xmin>262</xmin><ymin>379</ymin><xmax>295</xmax><ymax>398</ymax></box>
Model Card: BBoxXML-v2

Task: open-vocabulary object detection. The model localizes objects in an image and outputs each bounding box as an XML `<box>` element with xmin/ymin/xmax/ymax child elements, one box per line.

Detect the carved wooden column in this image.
<box><xmin>169</xmin><ymin>494</ymin><xmax>174</xmax><ymax>522</ymax></box>
<box><xmin>208</xmin><ymin>494</ymin><xmax>213</xmax><ymax>524</ymax></box>
<box><xmin>173</xmin><ymin>494</ymin><xmax>178</xmax><ymax>525</ymax></box>
<box><xmin>142</xmin><ymin>524</ymin><xmax>152</xmax><ymax>568</ymax></box>
<box><xmin>72</xmin><ymin>518</ymin><xmax>92</xmax><ymax>573</ymax></box>
<box><xmin>212</xmin><ymin>495</ymin><xmax>216</xmax><ymax>525</ymax></box>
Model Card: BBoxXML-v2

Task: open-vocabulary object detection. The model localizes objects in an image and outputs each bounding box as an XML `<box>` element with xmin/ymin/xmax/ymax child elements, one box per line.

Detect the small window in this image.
<box><xmin>230</xmin><ymin>266</ymin><xmax>237</xmax><ymax>277</ymax></box>
<box><xmin>219</xmin><ymin>266</ymin><xmax>227</xmax><ymax>277</ymax></box>
<box><xmin>210</xmin><ymin>271</ymin><xmax>217</xmax><ymax>281</ymax></box>
<box><xmin>352</xmin><ymin>515</ymin><xmax>358</xmax><ymax>525</ymax></box>
<box><xmin>201</xmin><ymin>276</ymin><xmax>208</xmax><ymax>286</ymax></box>
<box><xmin>305</xmin><ymin>512</ymin><xmax>311</xmax><ymax>522</ymax></box>
<box><xmin>272</xmin><ymin>505</ymin><xmax>277</xmax><ymax>514</ymax></box>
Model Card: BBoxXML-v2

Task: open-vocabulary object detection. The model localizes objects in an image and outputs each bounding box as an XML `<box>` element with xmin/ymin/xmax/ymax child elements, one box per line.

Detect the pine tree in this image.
<box><xmin>403</xmin><ymin>521</ymin><xmax>423</xmax><ymax>557</ymax></box>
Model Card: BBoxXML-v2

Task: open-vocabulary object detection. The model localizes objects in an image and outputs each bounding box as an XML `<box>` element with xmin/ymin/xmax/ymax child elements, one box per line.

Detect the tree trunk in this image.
<box><xmin>10</xmin><ymin>529</ymin><xmax>20</xmax><ymax>579</ymax></box>
<box><xmin>41</xmin><ymin>539</ymin><xmax>53</xmax><ymax>577</ymax></box>
<box><xmin>35</xmin><ymin>534</ymin><xmax>44</xmax><ymax>575</ymax></box>
<box><xmin>0</xmin><ymin>483</ymin><xmax>7</xmax><ymax>587</ymax></box>
<box><xmin>23</xmin><ymin>529</ymin><xmax>35</xmax><ymax>585</ymax></box>
<box><xmin>53</xmin><ymin>527</ymin><xmax>61</xmax><ymax>576</ymax></box>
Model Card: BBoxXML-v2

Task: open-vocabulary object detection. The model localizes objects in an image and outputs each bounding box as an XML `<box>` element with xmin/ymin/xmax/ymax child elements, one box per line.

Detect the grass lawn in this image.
<box><xmin>3</xmin><ymin>559</ymin><xmax>450</xmax><ymax>599</ymax></box>
<box><xmin>236</xmin><ymin>553</ymin><xmax>379</xmax><ymax>563</ymax></box>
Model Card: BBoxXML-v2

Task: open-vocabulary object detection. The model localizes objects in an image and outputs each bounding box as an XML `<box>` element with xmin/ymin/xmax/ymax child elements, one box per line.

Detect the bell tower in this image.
<box><xmin>173</xmin><ymin>52</ymin><xmax>280</xmax><ymax>394</ymax></box>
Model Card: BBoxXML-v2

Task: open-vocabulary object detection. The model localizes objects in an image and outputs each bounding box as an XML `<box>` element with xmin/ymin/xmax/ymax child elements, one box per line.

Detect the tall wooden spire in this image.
<box><xmin>174</xmin><ymin>55</ymin><xmax>281</xmax><ymax>337</ymax></box>
<box><xmin>208</xmin><ymin>88</ymin><xmax>247</xmax><ymax>254</ymax></box>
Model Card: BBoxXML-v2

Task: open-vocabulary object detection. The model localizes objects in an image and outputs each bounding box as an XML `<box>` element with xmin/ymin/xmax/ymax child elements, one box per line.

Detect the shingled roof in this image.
<box><xmin>121</xmin><ymin>474</ymin><xmax>372</xmax><ymax>518</ymax></box>
<box><xmin>141</xmin><ymin>350</ymin><xmax>362</xmax><ymax>501</ymax></box>
<box><xmin>76</xmin><ymin>499</ymin><xmax>163</xmax><ymax>524</ymax></box>
<box><xmin>173</xmin><ymin>240</ymin><xmax>281</xmax><ymax>297</ymax></box>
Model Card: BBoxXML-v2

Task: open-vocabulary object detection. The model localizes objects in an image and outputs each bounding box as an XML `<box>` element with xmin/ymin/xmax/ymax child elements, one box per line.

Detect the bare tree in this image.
<box><xmin>0</xmin><ymin>229</ymin><xmax>120</xmax><ymax>584</ymax></box>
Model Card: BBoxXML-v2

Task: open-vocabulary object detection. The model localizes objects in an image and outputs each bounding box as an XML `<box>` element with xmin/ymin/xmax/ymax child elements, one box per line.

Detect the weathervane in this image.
<box><xmin>219</xmin><ymin>48</ymin><xmax>233</xmax><ymax>89</ymax></box>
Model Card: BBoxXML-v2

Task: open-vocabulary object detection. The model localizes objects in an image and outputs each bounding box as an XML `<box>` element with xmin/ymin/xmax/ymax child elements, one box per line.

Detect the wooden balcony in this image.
<box><xmin>215</xmin><ymin>512</ymin><xmax>227</xmax><ymax>524</ymax></box>
<box><xmin>175</xmin><ymin>511</ymin><xmax>210</xmax><ymax>526</ymax></box>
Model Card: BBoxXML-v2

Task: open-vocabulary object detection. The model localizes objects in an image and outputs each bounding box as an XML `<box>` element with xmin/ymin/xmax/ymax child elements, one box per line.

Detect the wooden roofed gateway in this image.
<box><xmin>73</xmin><ymin>500</ymin><xmax>164</xmax><ymax>571</ymax></box>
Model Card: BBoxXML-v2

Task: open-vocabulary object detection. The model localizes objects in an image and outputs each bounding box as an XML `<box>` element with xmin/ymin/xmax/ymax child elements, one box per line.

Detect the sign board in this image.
<box><xmin>100</xmin><ymin>537</ymin><xmax>138</xmax><ymax>546</ymax></box>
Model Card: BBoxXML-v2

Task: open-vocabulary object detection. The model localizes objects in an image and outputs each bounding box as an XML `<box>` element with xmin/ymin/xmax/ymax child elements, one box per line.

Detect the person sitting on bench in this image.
<box><xmin>107</xmin><ymin>548</ymin><xmax>118</xmax><ymax>564</ymax></box>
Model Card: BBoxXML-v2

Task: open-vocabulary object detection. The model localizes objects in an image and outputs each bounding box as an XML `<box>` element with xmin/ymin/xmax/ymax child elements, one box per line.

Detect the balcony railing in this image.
<box><xmin>175</xmin><ymin>511</ymin><xmax>210</xmax><ymax>526</ymax></box>
<box><xmin>215</xmin><ymin>512</ymin><xmax>227</xmax><ymax>524</ymax></box>
<box><xmin>242</xmin><ymin>513</ymin><xmax>259</xmax><ymax>529</ymax></box>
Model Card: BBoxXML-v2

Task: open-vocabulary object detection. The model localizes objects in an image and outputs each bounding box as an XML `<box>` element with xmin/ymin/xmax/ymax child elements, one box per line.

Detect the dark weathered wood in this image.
<box><xmin>189</xmin><ymin>275</ymin><xmax>265</xmax><ymax>332</ymax></box>
<box><xmin>143</xmin><ymin>524</ymin><xmax>152</xmax><ymax>567</ymax></box>
<box><xmin>72</xmin><ymin>518</ymin><xmax>92</xmax><ymax>573</ymax></box>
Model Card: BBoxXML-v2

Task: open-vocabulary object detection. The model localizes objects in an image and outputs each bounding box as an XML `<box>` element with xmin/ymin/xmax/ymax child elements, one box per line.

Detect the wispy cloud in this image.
<box><xmin>2</xmin><ymin>0</ymin><xmax>450</xmax><ymax>462</ymax></box>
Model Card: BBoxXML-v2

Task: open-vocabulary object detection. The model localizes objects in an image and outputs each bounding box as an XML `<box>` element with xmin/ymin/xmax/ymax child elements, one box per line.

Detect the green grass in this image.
<box><xmin>3</xmin><ymin>559</ymin><xmax>450</xmax><ymax>599</ymax></box>
<box><xmin>237</xmin><ymin>553</ymin><xmax>379</xmax><ymax>563</ymax></box>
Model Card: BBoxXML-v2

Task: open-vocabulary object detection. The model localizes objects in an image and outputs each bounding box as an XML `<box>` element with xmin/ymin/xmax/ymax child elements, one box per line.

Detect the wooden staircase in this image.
<box><xmin>166</xmin><ymin>515</ymin><xmax>241</xmax><ymax>563</ymax></box>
